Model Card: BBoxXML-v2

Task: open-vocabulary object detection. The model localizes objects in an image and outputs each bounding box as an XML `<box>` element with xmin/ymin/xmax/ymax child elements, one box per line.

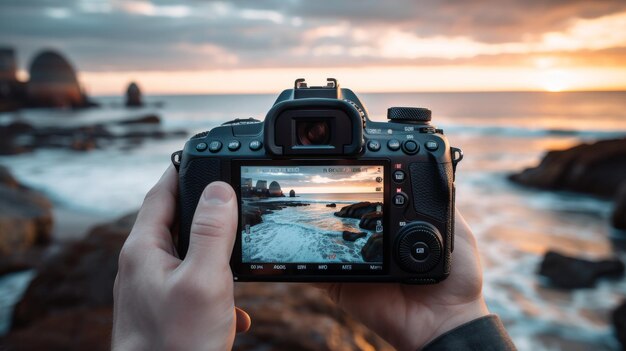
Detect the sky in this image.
<box><xmin>241</xmin><ymin>165</ymin><xmax>383</xmax><ymax>194</ymax></box>
<box><xmin>1</xmin><ymin>0</ymin><xmax>626</xmax><ymax>94</ymax></box>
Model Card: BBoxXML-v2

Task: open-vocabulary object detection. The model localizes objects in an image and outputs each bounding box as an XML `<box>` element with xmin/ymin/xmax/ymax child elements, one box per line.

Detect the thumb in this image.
<box><xmin>185</xmin><ymin>181</ymin><xmax>238</xmax><ymax>275</ymax></box>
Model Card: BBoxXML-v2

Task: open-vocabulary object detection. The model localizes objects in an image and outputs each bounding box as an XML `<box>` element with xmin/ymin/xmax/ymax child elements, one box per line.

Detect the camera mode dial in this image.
<box><xmin>387</xmin><ymin>107</ymin><xmax>432</xmax><ymax>122</ymax></box>
<box><xmin>395</xmin><ymin>222</ymin><xmax>442</xmax><ymax>273</ymax></box>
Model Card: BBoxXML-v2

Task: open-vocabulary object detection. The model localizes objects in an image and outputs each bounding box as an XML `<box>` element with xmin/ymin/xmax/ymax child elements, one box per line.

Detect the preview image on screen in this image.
<box><xmin>240</xmin><ymin>165</ymin><xmax>384</xmax><ymax>264</ymax></box>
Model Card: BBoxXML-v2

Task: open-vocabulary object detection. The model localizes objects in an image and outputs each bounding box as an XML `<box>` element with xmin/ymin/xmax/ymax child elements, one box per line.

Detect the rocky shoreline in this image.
<box><xmin>509</xmin><ymin>137</ymin><xmax>626</xmax><ymax>348</ymax></box>
<box><xmin>0</xmin><ymin>113</ymin><xmax>187</xmax><ymax>155</ymax></box>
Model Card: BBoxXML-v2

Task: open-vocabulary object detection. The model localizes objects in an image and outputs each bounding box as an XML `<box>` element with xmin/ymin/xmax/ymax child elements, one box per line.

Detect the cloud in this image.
<box><xmin>0</xmin><ymin>0</ymin><xmax>625</xmax><ymax>73</ymax></box>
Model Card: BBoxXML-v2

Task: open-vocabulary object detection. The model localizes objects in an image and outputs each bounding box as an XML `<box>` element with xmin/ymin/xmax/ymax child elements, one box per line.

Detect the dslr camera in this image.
<box><xmin>172</xmin><ymin>78</ymin><xmax>463</xmax><ymax>284</ymax></box>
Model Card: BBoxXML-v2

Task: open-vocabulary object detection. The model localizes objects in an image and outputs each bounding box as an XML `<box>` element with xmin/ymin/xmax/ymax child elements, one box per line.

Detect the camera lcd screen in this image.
<box><xmin>239</xmin><ymin>164</ymin><xmax>385</xmax><ymax>273</ymax></box>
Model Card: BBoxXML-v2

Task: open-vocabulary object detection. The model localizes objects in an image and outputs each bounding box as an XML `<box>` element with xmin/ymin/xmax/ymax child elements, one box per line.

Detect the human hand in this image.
<box><xmin>319</xmin><ymin>211</ymin><xmax>489</xmax><ymax>350</ymax></box>
<box><xmin>112</xmin><ymin>166</ymin><xmax>250</xmax><ymax>350</ymax></box>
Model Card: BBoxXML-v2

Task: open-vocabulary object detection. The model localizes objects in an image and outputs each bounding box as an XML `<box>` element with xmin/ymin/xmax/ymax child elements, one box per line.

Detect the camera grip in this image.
<box><xmin>409</xmin><ymin>161</ymin><xmax>455</xmax><ymax>272</ymax></box>
<box><xmin>178</xmin><ymin>158</ymin><xmax>221</xmax><ymax>259</ymax></box>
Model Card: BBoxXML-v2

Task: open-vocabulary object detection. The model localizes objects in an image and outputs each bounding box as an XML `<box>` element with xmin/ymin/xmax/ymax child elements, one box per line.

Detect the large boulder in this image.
<box><xmin>10</xmin><ymin>212</ymin><xmax>136</xmax><ymax>328</ymax></box>
<box><xmin>125</xmin><ymin>82</ymin><xmax>142</xmax><ymax>107</ymax></box>
<box><xmin>509</xmin><ymin>138</ymin><xmax>626</xmax><ymax>197</ymax></box>
<box><xmin>612</xmin><ymin>182</ymin><xmax>626</xmax><ymax>230</ymax></box>
<box><xmin>359</xmin><ymin>211</ymin><xmax>382</xmax><ymax>231</ymax></box>
<box><xmin>334</xmin><ymin>202</ymin><xmax>382</xmax><ymax>219</ymax></box>
<box><xmin>538</xmin><ymin>250</ymin><xmax>625</xmax><ymax>289</ymax></box>
<box><xmin>361</xmin><ymin>233</ymin><xmax>383</xmax><ymax>262</ymax></box>
<box><xmin>1</xmin><ymin>307</ymin><xmax>113</xmax><ymax>351</ymax></box>
<box><xmin>0</xmin><ymin>166</ymin><xmax>52</xmax><ymax>255</ymax></box>
<box><xmin>233</xmin><ymin>283</ymin><xmax>393</xmax><ymax>351</ymax></box>
<box><xmin>342</xmin><ymin>231</ymin><xmax>366</xmax><ymax>242</ymax></box>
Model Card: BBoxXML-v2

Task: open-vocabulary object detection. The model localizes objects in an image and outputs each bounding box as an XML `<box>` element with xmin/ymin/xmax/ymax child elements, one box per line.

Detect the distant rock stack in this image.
<box><xmin>125</xmin><ymin>82</ymin><xmax>143</xmax><ymax>107</ymax></box>
<box><xmin>27</xmin><ymin>50</ymin><xmax>86</xmax><ymax>108</ymax></box>
<box><xmin>289</xmin><ymin>189</ymin><xmax>295</xmax><ymax>197</ymax></box>
<box><xmin>269</xmin><ymin>181</ymin><xmax>283</xmax><ymax>197</ymax></box>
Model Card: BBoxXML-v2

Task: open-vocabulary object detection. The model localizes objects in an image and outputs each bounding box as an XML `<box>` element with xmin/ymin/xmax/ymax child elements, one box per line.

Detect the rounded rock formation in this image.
<box><xmin>27</xmin><ymin>50</ymin><xmax>84</xmax><ymax>108</ymax></box>
<box><xmin>269</xmin><ymin>181</ymin><xmax>283</xmax><ymax>197</ymax></box>
<box><xmin>125</xmin><ymin>82</ymin><xmax>142</xmax><ymax>107</ymax></box>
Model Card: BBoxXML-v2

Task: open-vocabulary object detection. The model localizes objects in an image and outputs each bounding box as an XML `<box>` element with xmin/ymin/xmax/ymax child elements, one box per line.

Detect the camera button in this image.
<box><xmin>393</xmin><ymin>170</ymin><xmax>406</xmax><ymax>183</ymax></box>
<box><xmin>367</xmin><ymin>140</ymin><xmax>381</xmax><ymax>152</ymax></box>
<box><xmin>195</xmin><ymin>142</ymin><xmax>208</xmax><ymax>152</ymax></box>
<box><xmin>387</xmin><ymin>139</ymin><xmax>401</xmax><ymax>151</ymax></box>
<box><xmin>227</xmin><ymin>140</ymin><xmax>241</xmax><ymax>151</ymax></box>
<box><xmin>393</xmin><ymin>193</ymin><xmax>408</xmax><ymax>207</ymax></box>
<box><xmin>249</xmin><ymin>140</ymin><xmax>263</xmax><ymax>151</ymax></box>
<box><xmin>411</xmin><ymin>242</ymin><xmax>430</xmax><ymax>261</ymax></box>
<box><xmin>208</xmin><ymin>141</ymin><xmax>222</xmax><ymax>152</ymax></box>
<box><xmin>425</xmin><ymin>140</ymin><xmax>439</xmax><ymax>151</ymax></box>
<box><xmin>402</xmin><ymin>140</ymin><xmax>419</xmax><ymax>155</ymax></box>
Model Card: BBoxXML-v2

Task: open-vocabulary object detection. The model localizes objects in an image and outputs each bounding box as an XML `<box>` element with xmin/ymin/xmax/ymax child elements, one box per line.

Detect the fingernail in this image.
<box><xmin>203</xmin><ymin>182</ymin><xmax>233</xmax><ymax>204</ymax></box>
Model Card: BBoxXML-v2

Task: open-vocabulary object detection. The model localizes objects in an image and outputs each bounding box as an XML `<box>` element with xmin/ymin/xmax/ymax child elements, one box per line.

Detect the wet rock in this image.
<box><xmin>233</xmin><ymin>283</ymin><xmax>393</xmax><ymax>351</ymax></box>
<box><xmin>342</xmin><ymin>231</ymin><xmax>366</xmax><ymax>242</ymax></box>
<box><xmin>326</xmin><ymin>203</ymin><xmax>336</xmax><ymax>208</ymax></box>
<box><xmin>0</xmin><ymin>165</ymin><xmax>19</xmax><ymax>188</ymax></box>
<box><xmin>0</xmin><ymin>248</ymin><xmax>43</xmax><ymax>276</ymax></box>
<box><xmin>538</xmin><ymin>250</ymin><xmax>625</xmax><ymax>289</ymax></box>
<box><xmin>361</xmin><ymin>233</ymin><xmax>383</xmax><ymax>262</ymax></box>
<box><xmin>612</xmin><ymin>182</ymin><xmax>626</xmax><ymax>230</ymax></box>
<box><xmin>117</xmin><ymin>114</ymin><xmax>159</xmax><ymax>125</ymax></box>
<box><xmin>11</xmin><ymin>212</ymin><xmax>136</xmax><ymax>328</ymax></box>
<box><xmin>125</xmin><ymin>82</ymin><xmax>142</xmax><ymax>107</ymax></box>
<box><xmin>1</xmin><ymin>307</ymin><xmax>113</xmax><ymax>351</ymax></box>
<box><xmin>289</xmin><ymin>189</ymin><xmax>295</xmax><ymax>197</ymax></box>
<box><xmin>612</xmin><ymin>300</ymin><xmax>626</xmax><ymax>349</ymax></box>
<box><xmin>0</xmin><ymin>182</ymin><xmax>53</xmax><ymax>255</ymax></box>
<box><xmin>334</xmin><ymin>202</ymin><xmax>382</xmax><ymax>219</ymax></box>
<box><xmin>243</xmin><ymin>207</ymin><xmax>263</xmax><ymax>227</ymax></box>
<box><xmin>359</xmin><ymin>211</ymin><xmax>382</xmax><ymax>231</ymax></box>
<box><xmin>509</xmin><ymin>138</ymin><xmax>626</xmax><ymax>197</ymax></box>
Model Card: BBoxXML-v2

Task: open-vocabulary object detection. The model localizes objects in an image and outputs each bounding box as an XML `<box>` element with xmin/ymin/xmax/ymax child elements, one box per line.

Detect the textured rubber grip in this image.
<box><xmin>409</xmin><ymin>161</ymin><xmax>454</xmax><ymax>274</ymax></box>
<box><xmin>387</xmin><ymin>107</ymin><xmax>432</xmax><ymax>122</ymax></box>
<box><xmin>178</xmin><ymin>158</ymin><xmax>221</xmax><ymax>258</ymax></box>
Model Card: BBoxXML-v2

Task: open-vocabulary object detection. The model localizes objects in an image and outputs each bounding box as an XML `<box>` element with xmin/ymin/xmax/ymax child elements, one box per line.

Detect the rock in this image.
<box><xmin>1</xmin><ymin>307</ymin><xmax>113</xmax><ymax>351</ymax></box>
<box><xmin>125</xmin><ymin>82</ymin><xmax>142</xmax><ymax>107</ymax></box>
<box><xmin>0</xmin><ymin>165</ymin><xmax>19</xmax><ymax>188</ymax></box>
<box><xmin>612</xmin><ymin>182</ymin><xmax>626</xmax><ymax>230</ymax></box>
<box><xmin>509</xmin><ymin>138</ymin><xmax>626</xmax><ymax>197</ymax></box>
<box><xmin>326</xmin><ymin>203</ymin><xmax>336</xmax><ymax>208</ymax></box>
<box><xmin>243</xmin><ymin>207</ymin><xmax>263</xmax><ymax>227</ymax></box>
<box><xmin>538</xmin><ymin>250</ymin><xmax>625</xmax><ymax>289</ymax></box>
<box><xmin>612</xmin><ymin>300</ymin><xmax>626</xmax><ymax>349</ymax></box>
<box><xmin>233</xmin><ymin>283</ymin><xmax>393</xmax><ymax>351</ymax></box>
<box><xmin>342</xmin><ymin>231</ymin><xmax>366</xmax><ymax>242</ymax></box>
<box><xmin>0</xmin><ymin>248</ymin><xmax>44</xmax><ymax>276</ymax></box>
<box><xmin>0</xmin><ymin>183</ymin><xmax>53</xmax><ymax>255</ymax></box>
<box><xmin>11</xmin><ymin>212</ymin><xmax>136</xmax><ymax>328</ymax></box>
<box><xmin>28</xmin><ymin>50</ymin><xmax>88</xmax><ymax>109</ymax></box>
<box><xmin>361</xmin><ymin>233</ymin><xmax>383</xmax><ymax>262</ymax></box>
<box><xmin>334</xmin><ymin>202</ymin><xmax>382</xmax><ymax>219</ymax></box>
<box><xmin>359</xmin><ymin>211</ymin><xmax>382</xmax><ymax>231</ymax></box>
<box><xmin>289</xmin><ymin>189</ymin><xmax>295</xmax><ymax>197</ymax></box>
<box><xmin>116</xmin><ymin>114</ymin><xmax>160</xmax><ymax>125</ymax></box>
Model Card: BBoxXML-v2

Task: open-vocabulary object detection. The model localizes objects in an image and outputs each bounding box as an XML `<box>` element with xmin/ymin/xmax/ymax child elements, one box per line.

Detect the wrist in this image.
<box><xmin>419</xmin><ymin>297</ymin><xmax>490</xmax><ymax>350</ymax></box>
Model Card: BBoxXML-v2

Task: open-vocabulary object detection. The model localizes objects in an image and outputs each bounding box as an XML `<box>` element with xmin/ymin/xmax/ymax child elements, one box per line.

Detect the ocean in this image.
<box><xmin>1</xmin><ymin>91</ymin><xmax>626</xmax><ymax>349</ymax></box>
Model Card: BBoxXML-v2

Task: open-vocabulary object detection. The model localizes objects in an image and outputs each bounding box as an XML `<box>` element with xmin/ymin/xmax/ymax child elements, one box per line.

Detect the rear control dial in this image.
<box><xmin>395</xmin><ymin>222</ymin><xmax>442</xmax><ymax>273</ymax></box>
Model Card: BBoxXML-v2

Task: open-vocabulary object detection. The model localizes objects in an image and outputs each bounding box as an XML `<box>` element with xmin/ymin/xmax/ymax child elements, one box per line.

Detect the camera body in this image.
<box><xmin>172</xmin><ymin>78</ymin><xmax>463</xmax><ymax>284</ymax></box>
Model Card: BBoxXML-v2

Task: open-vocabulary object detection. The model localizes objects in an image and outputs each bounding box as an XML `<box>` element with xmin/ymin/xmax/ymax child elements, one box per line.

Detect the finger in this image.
<box><xmin>184</xmin><ymin>181</ymin><xmax>238</xmax><ymax>275</ymax></box>
<box><xmin>127</xmin><ymin>165</ymin><xmax>179</xmax><ymax>255</ymax></box>
<box><xmin>235</xmin><ymin>307</ymin><xmax>251</xmax><ymax>333</ymax></box>
<box><xmin>133</xmin><ymin>165</ymin><xmax>178</xmax><ymax>234</ymax></box>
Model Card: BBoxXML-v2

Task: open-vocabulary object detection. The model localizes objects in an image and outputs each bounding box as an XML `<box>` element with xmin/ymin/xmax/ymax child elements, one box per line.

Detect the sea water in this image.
<box><xmin>1</xmin><ymin>91</ymin><xmax>626</xmax><ymax>349</ymax></box>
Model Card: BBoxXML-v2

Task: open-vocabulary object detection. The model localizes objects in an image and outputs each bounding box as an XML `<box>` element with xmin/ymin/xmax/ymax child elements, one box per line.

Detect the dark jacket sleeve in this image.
<box><xmin>422</xmin><ymin>315</ymin><xmax>516</xmax><ymax>351</ymax></box>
